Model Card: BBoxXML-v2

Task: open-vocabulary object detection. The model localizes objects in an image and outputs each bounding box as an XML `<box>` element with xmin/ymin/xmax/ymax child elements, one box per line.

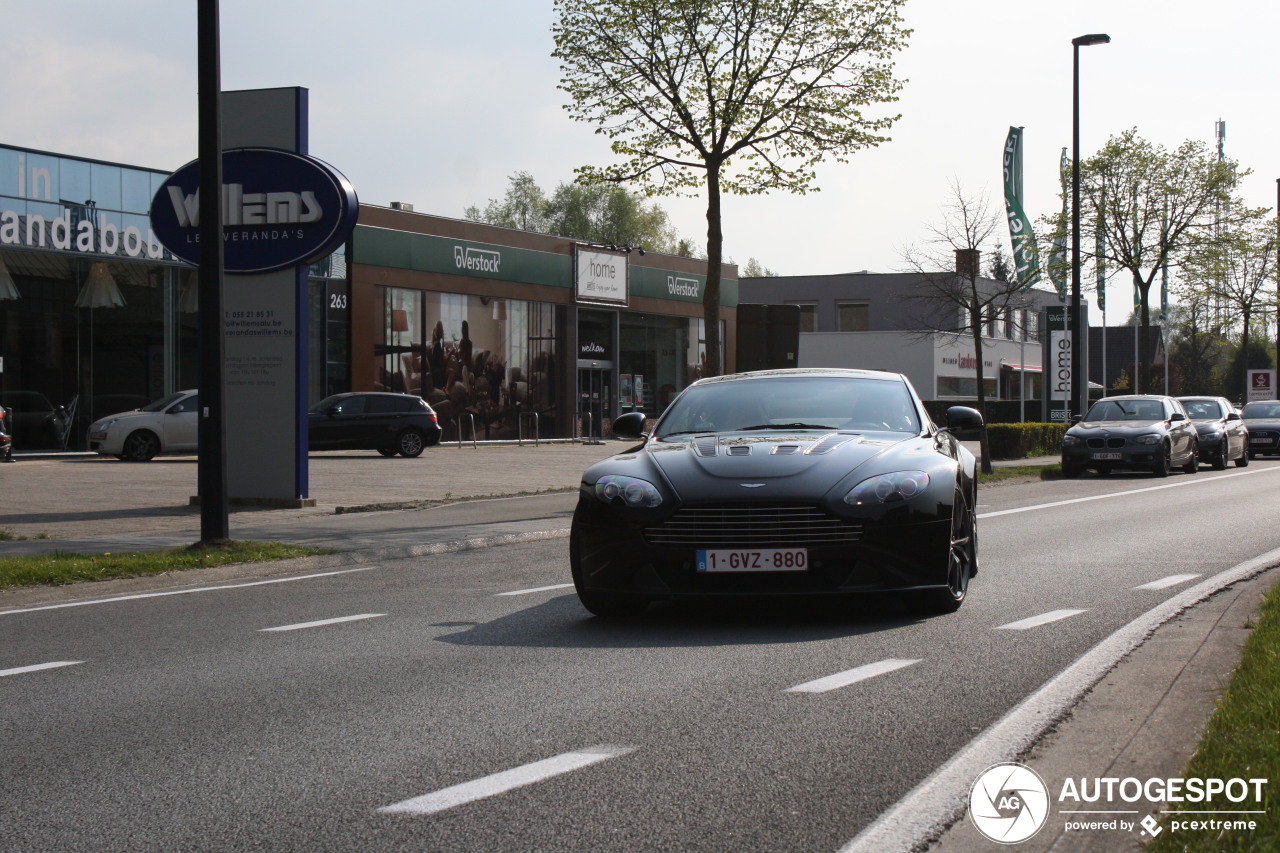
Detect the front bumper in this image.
<box><xmin>1062</xmin><ymin>444</ymin><xmax>1160</xmax><ymax>470</ymax></box>
<box><xmin>571</xmin><ymin>497</ymin><xmax>951</xmax><ymax>599</ymax></box>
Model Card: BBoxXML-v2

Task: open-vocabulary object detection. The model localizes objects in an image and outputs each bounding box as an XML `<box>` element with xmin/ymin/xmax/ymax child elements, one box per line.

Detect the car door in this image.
<box><xmin>1167</xmin><ymin>399</ymin><xmax>1195</xmax><ymax>459</ymax></box>
<box><xmin>310</xmin><ymin>395</ymin><xmax>368</xmax><ymax>449</ymax></box>
<box><xmin>161</xmin><ymin>393</ymin><xmax>200</xmax><ymax>451</ymax></box>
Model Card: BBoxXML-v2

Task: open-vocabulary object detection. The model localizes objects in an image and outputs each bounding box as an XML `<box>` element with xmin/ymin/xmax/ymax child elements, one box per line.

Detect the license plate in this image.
<box><xmin>1090</xmin><ymin>452</ymin><xmax>1123</xmax><ymax>460</ymax></box>
<box><xmin>696</xmin><ymin>548</ymin><xmax>808</xmax><ymax>572</ymax></box>
<box><xmin>1249</xmin><ymin>437</ymin><xmax>1272</xmax><ymax>444</ymax></box>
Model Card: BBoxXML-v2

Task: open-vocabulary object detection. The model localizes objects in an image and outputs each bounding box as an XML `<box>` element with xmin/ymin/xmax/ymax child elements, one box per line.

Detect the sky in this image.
<box><xmin>4</xmin><ymin>0</ymin><xmax>1278</xmax><ymax>323</ymax></box>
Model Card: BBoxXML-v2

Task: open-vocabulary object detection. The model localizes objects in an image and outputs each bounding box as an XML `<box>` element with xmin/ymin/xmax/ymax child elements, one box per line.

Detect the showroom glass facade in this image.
<box><xmin>0</xmin><ymin>143</ymin><xmax>345</xmax><ymax>451</ymax></box>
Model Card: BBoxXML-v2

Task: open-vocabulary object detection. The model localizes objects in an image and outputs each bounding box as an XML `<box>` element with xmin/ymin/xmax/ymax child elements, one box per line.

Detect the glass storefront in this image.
<box><xmin>376</xmin><ymin>287</ymin><xmax>559</xmax><ymax>441</ymax></box>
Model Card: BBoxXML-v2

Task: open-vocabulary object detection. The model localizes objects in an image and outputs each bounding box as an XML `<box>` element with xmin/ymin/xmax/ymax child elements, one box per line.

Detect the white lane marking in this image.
<box><xmin>378</xmin><ymin>745</ymin><xmax>637</xmax><ymax>816</ymax></box>
<box><xmin>838</xmin><ymin>545</ymin><xmax>1280</xmax><ymax>853</ymax></box>
<box><xmin>259</xmin><ymin>613</ymin><xmax>385</xmax><ymax>632</ymax></box>
<box><xmin>0</xmin><ymin>568</ymin><xmax>376</xmax><ymax>616</ymax></box>
<box><xmin>0</xmin><ymin>660</ymin><xmax>84</xmax><ymax>678</ymax></box>
<box><xmin>995</xmin><ymin>609</ymin><xmax>1087</xmax><ymax>630</ymax></box>
<box><xmin>496</xmin><ymin>583</ymin><xmax>574</xmax><ymax>597</ymax></box>
<box><xmin>1134</xmin><ymin>573</ymin><xmax>1201</xmax><ymax>590</ymax></box>
<box><xmin>785</xmin><ymin>659</ymin><xmax>921</xmax><ymax>694</ymax></box>
<box><xmin>978</xmin><ymin>465</ymin><xmax>1280</xmax><ymax>520</ymax></box>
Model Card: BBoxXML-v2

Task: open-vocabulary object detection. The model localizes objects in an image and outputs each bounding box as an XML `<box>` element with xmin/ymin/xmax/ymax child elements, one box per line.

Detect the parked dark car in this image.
<box><xmin>0</xmin><ymin>390</ymin><xmax>68</xmax><ymax>450</ymax></box>
<box><xmin>0</xmin><ymin>404</ymin><xmax>12</xmax><ymax>461</ymax></box>
<box><xmin>1061</xmin><ymin>394</ymin><xmax>1198</xmax><ymax>478</ymax></box>
<box><xmin>569</xmin><ymin>368</ymin><xmax>984</xmax><ymax>618</ymax></box>
<box><xmin>307</xmin><ymin>392</ymin><xmax>441</xmax><ymax>457</ymax></box>
<box><xmin>1241</xmin><ymin>399</ymin><xmax>1280</xmax><ymax>458</ymax></box>
<box><xmin>1177</xmin><ymin>396</ymin><xmax>1249</xmax><ymax>470</ymax></box>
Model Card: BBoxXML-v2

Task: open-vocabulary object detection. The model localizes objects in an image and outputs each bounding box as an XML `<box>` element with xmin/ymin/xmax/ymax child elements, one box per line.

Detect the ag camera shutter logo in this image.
<box><xmin>969</xmin><ymin>762</ymin><xmax>1050</xmax><ymax>844</ymax></box>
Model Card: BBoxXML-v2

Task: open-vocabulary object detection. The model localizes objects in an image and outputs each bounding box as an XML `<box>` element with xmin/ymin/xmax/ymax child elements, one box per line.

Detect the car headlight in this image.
<box><xmin>1062</xmin><ymin>434</ymin><xmax>1084</xmax><ymax>447</ymax></box>
<box><xmin>91</xmin><ymin>419</ymin><xmax>117</xmax><ymax>432</ymax></box>
<box><xmin>843</xmin><ymin>471</ymin><xmax>930</xmax><ymax>506</ymax></box>
<box><xmin>1134</xmin><ymin>433</ymin><xmax>1162</xmax><ymax>445</ymax></box>
<box><xmin>593</xmin><ymin>475</ymin><xmax>663</xmax><ymax>508</ymax></box>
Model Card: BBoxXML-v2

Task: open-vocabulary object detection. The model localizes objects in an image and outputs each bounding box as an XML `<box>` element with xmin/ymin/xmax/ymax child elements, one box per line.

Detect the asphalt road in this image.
<box><xmin>3</xmin><ymin>462</ymin><xmax>1279</xmax><ymax>851</ymax></box>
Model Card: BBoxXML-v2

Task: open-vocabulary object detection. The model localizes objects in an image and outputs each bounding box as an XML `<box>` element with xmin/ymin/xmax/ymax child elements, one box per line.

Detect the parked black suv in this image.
<box><xmin>307</xmin><ymin>392</ymin><xmax>441</xmax><ymax>457</ymax></box>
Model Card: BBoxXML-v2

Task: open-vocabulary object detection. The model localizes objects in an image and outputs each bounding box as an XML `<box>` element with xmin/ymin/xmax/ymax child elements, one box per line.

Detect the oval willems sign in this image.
<box><xmin>150</xmin><ymin>148</ymin><xmax>358</xmax><ymax>274</ymax></box>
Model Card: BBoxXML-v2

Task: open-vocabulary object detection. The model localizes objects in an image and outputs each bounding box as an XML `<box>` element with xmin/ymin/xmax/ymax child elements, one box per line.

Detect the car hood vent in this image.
<box><xmin>694</xmin><ymin>437</ymin><xmax>719</xmax><ymax>457</ymax></box>
<box><xmin>727</xmin><ymin>445</ymin><xmax>751</xmax><ymax>456</ymax></box>
<box><xmin>772</xmin><ymin>445</ymin><xmax>800</xmax><ymax>455</ymax></box>
<box><xmin>806</xmin><ymin>433</ymin><xmax>855</xmax><ymax>455</ymax></box>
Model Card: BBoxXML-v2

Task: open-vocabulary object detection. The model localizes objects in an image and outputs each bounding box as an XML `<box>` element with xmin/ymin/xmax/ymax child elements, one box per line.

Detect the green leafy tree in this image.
<box><xmin>462</xmin><ymin>170</ymin><xmax>550</xmax><ymax>232</ymax></box>
<box><xmin>1079</xmin><ymin>129</ymin><xmax>1246</xmax><ymax>392</ymax></box>
<box><xmin>553</xmin><ymin>0</ymin><xmax>911</xmax><ymax>375</ymax></box>
<box><xmin>740</xmin><ymin>257</ymin><xmax>777</xmax><ymax>277</ymax></box>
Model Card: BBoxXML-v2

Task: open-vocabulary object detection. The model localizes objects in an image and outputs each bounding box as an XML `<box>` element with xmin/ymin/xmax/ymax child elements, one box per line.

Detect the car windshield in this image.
<box><xmin>1085</xmin><ymin>399</ymin><xmax>1165</xmax><ymax>421</ymax></box>
<box><xmin>1243</xmin><ymin>402</ymin><xmax>1280</xmax><ymax>418</ymax></box>
<box><xmin>654</xmin><ymin>375</ymin><xmax>920</xmax><ymax>437</ymax></box>
<box><xmin>140</xmin><ymin>392</ymin><xmax>191</xmax><ymax>413</ymax></box>
<box><xmin>1181</xmin><ymin>400</ymin><xmax>1224</xmax><ymax>419</ymax></box>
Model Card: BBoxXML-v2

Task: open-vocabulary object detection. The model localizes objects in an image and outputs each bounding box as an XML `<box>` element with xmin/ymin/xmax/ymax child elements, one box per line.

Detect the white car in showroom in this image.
<box><xmin>87</xmin><ymin>390</ymin><xmax>199</xmax><ymax>461</ymax></box>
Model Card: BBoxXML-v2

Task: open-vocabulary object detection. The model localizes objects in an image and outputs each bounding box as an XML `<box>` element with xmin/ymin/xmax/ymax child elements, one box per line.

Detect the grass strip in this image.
<box><xmin>1146</xmin><ymin>581</ymin><xmax>1280</xmax><ymax>851</ymax></box>
<box><xmin>0</xmin><ymin>541</ymin><xmax>335</xmax><ymax>590</ymax></box>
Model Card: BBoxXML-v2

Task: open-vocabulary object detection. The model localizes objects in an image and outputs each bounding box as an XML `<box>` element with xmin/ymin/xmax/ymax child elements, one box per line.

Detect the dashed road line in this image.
<box><xmin>995</xmin><ymin>609</ymin><xmax>1088</xmax><ymax>630</ymax></box>
<box><xmin>1134</xmin><ymin>574</ymin><xmax>1201</xmax><ymax>590</ymax></box>
<box><xmin>259</xmin><ymin>613</ymin><xmax>385</xmax><ymax>632</ymax></box>
<box><xmin>785</xmin><ymin>659</ymin><xmax>921</xmax><ymax>693</ymax></box>
<box><xmin>496</xmin><ymin>583</ymin><xmax>574</xmax><ymax>596</ymax></box>
<box><xmin>0</xmin><ymin>660</ymin><xmax>84</xmax><ymax>678</ymax></box>
<box><xmin>378</xmin><ymin>745</ymin><xmax>638</xmax><ymax>816</ymax></box>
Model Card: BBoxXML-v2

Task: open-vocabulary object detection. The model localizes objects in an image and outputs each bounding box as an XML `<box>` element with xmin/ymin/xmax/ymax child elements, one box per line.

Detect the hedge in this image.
<box><xmin>984</xmin><ymin>422</ymin><xmax>1067</xmax><ymax>459</ymax></box>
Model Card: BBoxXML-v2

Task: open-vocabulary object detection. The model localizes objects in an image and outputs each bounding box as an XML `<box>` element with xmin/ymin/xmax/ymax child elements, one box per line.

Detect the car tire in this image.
<box><xmin>121</xmin><ymin>430</ymin><xmax>161</xmax><ymax>462</ymax></box>
<box><xmin>395</xmin><ymin>429</ymin><xmax>426</xmax><ymax>458</ymax></box>
<box><xmin>1061</xmin><ymin>459</ymin><xmax>1083</xmax><ymax>478</ymax></box>
<box><xmin>919</xmin><ymin>486</ymin><xmax>974</xmax><ymax>614</ymax></box>
<box><xmin>1235</xmin><ymin>448</ymin><xmax>1250</xmax><ymax>467</ymax></box>
<box><xmin>1152</xmin><ymin>443</ymin><xmax>1171</xmax><ymax>477</ymax></box>
<box><xmin>1182</xmin><ymin>441</ymin><xmax>1199</xmax><ymax>474</ymax></box>
<box><xmin>1212</xmin><ymin>441</ymin><xmax>1229</xmax><ymax>470</ymax></box>
<box><xmin>570</xmin><ymin>507</ymin><xmax>649</xmax><ymax>618</ymax></box>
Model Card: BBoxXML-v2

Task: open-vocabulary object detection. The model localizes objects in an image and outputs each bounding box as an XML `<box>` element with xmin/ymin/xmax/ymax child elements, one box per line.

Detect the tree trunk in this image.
<box><xmin>702</xmin><ymin>166</ymin><xmax>724</xmax><ymax>377</ymax></box>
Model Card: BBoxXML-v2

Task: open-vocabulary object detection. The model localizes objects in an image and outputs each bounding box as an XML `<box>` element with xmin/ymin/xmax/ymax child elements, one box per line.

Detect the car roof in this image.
<box><xmin>691</xmin><ymin>367</ymin><xmax>905</xmax><ymax>386</ymax></box>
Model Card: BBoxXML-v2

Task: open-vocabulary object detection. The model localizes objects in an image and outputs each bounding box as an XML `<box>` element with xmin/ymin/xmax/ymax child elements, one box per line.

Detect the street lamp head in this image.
<box><xmin>1072</xmin><ymin>33</ymin><xmax>1111</xmax><ymax>47</ymax></box>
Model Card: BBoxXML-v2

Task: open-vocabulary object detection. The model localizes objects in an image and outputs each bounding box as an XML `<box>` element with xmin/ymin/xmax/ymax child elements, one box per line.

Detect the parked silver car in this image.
<box><xmin>87</xmin><ymin>390</ymin><xmax>199</xmax><ymax>461</ymax></box>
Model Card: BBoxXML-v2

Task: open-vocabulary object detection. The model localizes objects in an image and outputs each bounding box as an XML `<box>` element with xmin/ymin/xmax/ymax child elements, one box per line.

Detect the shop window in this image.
<box><xmin>836</xmin><ymin>302</ymin><xmax>868</xmax><ymax>332</ymax></box>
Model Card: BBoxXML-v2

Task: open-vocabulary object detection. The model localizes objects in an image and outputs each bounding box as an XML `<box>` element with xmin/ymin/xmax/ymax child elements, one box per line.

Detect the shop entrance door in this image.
<box><xmin>577</xmin><ymin>368</ymin><xmax>610</xmax><ymax>441</ymax></box>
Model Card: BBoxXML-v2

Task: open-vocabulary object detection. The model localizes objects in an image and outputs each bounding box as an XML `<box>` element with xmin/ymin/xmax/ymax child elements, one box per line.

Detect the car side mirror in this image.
<box><xmin>944</xmin><ymin>405</ymin><xmax>984</xmax><ymax>439</ymax></box>
<box><xmin>1227</xmin><ymin>412</ymin><xmax>1241</xmax><ymax>421</ymax></box>
<box><xmin>612</xmin><ymin>410</ymin><xmax>648</xmax><ymax>440</ymax></box>
<box><xmin>1169</xmin><ymin>412</ymin><xmax>1186</xmax><ymax>422</ymax></box>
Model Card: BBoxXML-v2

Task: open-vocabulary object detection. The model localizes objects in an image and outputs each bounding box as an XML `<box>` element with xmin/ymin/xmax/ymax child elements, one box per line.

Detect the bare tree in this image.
<box><xmin>902</xmin><ymin>184</ymin><xmax>1038</xmax><ymax>474</ymax></box>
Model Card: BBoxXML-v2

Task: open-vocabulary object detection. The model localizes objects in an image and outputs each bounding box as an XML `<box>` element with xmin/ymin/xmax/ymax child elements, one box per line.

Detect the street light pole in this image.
<box><xmin>1072</xmin><ymin>33</ymin><xmax>1110</xmax><ymax>417</ymax></box>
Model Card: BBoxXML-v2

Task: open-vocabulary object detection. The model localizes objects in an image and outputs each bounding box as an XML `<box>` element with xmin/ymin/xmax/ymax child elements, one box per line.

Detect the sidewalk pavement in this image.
<box><xmin>0</xmin><ymin>442</ymin><xmax>1269</xmax><ymax>852</ymax></box>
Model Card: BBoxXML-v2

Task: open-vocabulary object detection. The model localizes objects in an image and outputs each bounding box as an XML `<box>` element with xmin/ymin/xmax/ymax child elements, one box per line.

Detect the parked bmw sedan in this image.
<box><xmin>570</xmin><ymin>368</ymin><xmax>984</xmax><ymax>618</ymax></box>
<box><xmin>1241</xmin><ymin>399</ymin><xmax>1280</xmax><ymax>458</ymax></box>
<box><xmin>1060</xmin><ymin>394</ymin><xmax>1198</xmax><ymax>478</ymax></box>
<box><xmin>87</xmin><ymin>390</ymin><xmax>199</xmax><ymax>461</ymax></box>
<box><xmin>307</xmin><ymin>392</ymin><xmax>441</xmax><ymax>457</ymax></box>
<box><xmin>1177</xmin><ymin>395</ymin><xmax>1249</xmax><ymax>469</ymax></box>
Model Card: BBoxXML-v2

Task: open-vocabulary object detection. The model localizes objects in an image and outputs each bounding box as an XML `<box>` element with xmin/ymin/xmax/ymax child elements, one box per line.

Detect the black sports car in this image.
<box><xmin>1176</xmin><ymin>395</ymin><xmax>1249</xmax><ymax>470</ymax></box>
<box><xmin>1241</xmin><ymin>399</ymin><xmax>1280</xmax><ymax>458</ymax></box>
<box><xmin>570</xmin><ymin>368</ymin><xmax>984</xmax><ymax>618</ymax></box>
<box><xmin>1060</xmin><ymin>394</ymin><xmax>1199</xmax><ymax>478</ymax></box>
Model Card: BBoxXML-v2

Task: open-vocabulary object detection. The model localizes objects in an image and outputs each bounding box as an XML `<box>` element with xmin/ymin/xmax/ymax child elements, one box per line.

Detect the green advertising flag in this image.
<box><xmin>1003</xmin><ymin>127</ymin><xmax>1042</xmax><ymax>289</ymax></box>
<box><xmin>1048</xmin><ymin>148</ymin><xmax>1070</xmax><ymax>302</ymax></box>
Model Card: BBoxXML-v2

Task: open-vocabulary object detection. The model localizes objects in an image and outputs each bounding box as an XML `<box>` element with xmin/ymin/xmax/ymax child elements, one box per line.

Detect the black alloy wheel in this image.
<box><xmin>1212</xmin><ymin>440</ymin><xmax>1230</xmax><ymax>471</ymax></box>
<box><xmin>920</xmin><ymin>486</ymin><xmax>975</xmax><ymax>614</ymax></box>
<box><xmin>121</xmin><ymin>430</ymin><xmax>161</xmax><ymax>462</ymax></box>
<box><xmin>1061</xmin><ymin>459</ymin><xmax>1083</xmax><ymax>479</ymax></box>
<box><xmin>1153</xmin><ymin>442</ymin><xmax>1171</xmax><ymax>478</ymax></box>
<box><xmin>396</xmin><ymin>429</ymin><xmax>426</xmax><ymax>458</ymax></box>
<box><xmin>569</xmin><ymin>507</ymin><xmax>650</xmax><ymax>619</ymax></box>
<box><xmin>1235</xmin><ymin>446</ymin><xmax>1250</xmax><ymax>467</ymax></box>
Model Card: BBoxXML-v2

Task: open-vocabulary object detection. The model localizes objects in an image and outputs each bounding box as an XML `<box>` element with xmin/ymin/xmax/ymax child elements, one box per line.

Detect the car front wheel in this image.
<box><xmin>1235</xmin><ymin>447</ymin><xmax>1250</xmax><ymax>467</ymax></box>
<box><xmin>121</xmin><ymin>430</ymin><xmax>161</xmax><ymax>462</ymax></box>
<box><xmin>1153</xmin><ymin>443</ymin><xmax>1171</xmax><ymax>477</ymax></box>
<box><xmin>1212</xmin><ymin>441</ymin><xmax>1229</xmax><ymax>470</ymax></box>
<box><xmin>920</xmin><ymin>486</ymin><xmax>975</xmax><ymax>614</ymax></box>
<box><xmin>1182</xmin><ymin>441</ymin><xmax>1199</xmax><ymax>474</ymax></box>
<box><xmin>395</xmin><ymin>429</ymin><xmax>426</xmax><ymax>458</ymax></box>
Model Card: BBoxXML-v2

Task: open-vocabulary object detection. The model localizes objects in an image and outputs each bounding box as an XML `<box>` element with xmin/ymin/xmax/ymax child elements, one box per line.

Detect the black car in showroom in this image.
<box><xmin>307</xmin><ymin>392</ymin><xmax>441</xmax><ymax>457</ymax></box>
<box><xmin>570</xmin><ymin>368</ymin><xmax>984</xmax><ymax>618</ymax></box>
<box><xmin>1060</xmin><ymin>394</ymin><xmax>1199</xmax><ymax>478</ymax></box>
<box><xmin>1176</xmin><ymin>395</ymin><xmax>1249</xmax><ymax>470</ymax></box>
<box><xmin>1241</xmin><ymin>399</ymin><xmax>1280</xmax><ymax>458</ymax></box>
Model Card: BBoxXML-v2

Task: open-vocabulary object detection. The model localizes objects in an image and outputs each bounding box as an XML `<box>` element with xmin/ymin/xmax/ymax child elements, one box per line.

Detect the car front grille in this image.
<box><xmin>643</xmin><ymin>503</ymin><xmax>862</xmax><ymax>547</ymax></box>
<box><xmin>1086</xmin><ymin>437</ymin><xmax>1127</xmax><ymax>449</ymax></box>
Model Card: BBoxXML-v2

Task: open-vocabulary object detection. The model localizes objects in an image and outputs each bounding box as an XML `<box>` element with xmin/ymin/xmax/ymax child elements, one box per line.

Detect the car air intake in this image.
<box><xmin>644</xmin><ymin>503</ymin><xmax>862</xmax><ymax>547</ymax></box>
